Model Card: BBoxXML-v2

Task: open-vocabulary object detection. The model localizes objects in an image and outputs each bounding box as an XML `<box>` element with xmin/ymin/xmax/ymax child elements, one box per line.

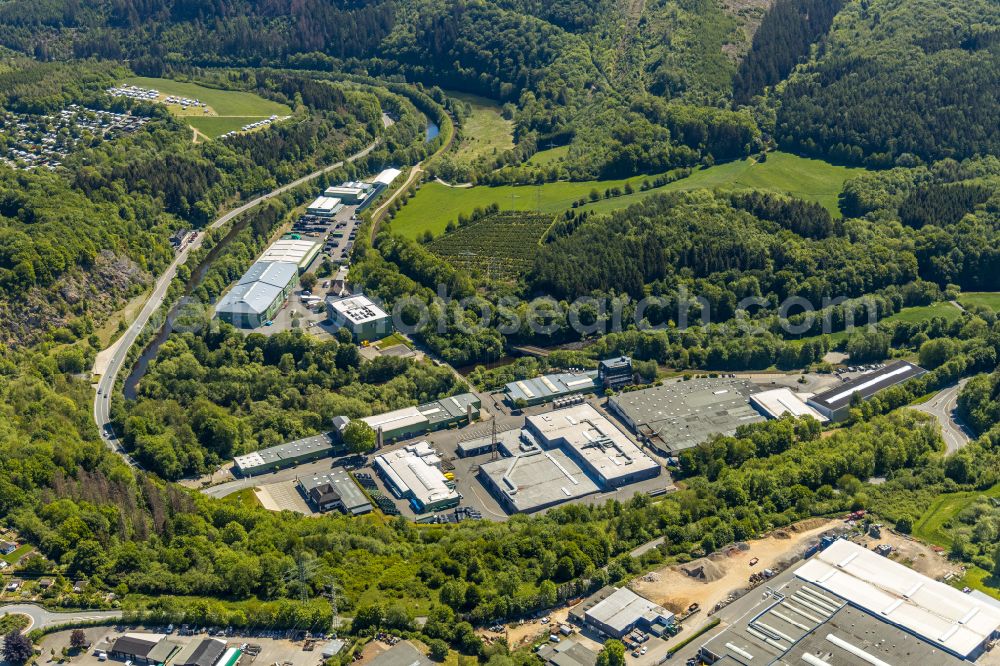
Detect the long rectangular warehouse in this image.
<box><xmin>361</xmin><ymin>393</ymin><xmax>481</xmax><ymax>442</ymax></box>
<box><xmin>306</xmin><ymin>196</ymin><xmax>344</xmax><ymax>217</ymax></box>
<box><xmin>233</xmin><ymin>433</ymin><xmax>340</xmax><ymax>476</ymax></box>
<box><xmin>750</xmin><ymin>387</ymin><xmax>828</xmax><ymax>422</ymax></box>
<box><xmin>504</xmin><ymin>370</ymin><xmax>598</xmax><ymax>406</ymax></box>
<box><xmin>215</xmin><ymin>260</ymin><xmax>298</xmax><ymax>329</ymax></box>
<box><xmin>259</xmin><ymin>238</ymin><xmax>321</xmax><ymax>270</ymax></box>
<box><xmin>808</xmin><ymin>361</ymin><xmax>926</xmax><ymax>421</ymax></box>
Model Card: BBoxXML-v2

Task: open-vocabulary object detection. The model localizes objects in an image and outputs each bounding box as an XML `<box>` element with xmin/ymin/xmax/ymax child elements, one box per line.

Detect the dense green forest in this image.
<box><xmin>733</xmin><ymin>0</ymin><xmax>844</xmax><ymax>104</ymax></box>
<box><xmin>124</xmin><ymin>327</ymin><xmax>463</xmax><ymax>478</ymax></box>
<box><xmin>352</xmin><ymin>155</ymin><xmax>1000</xmax><ymax>368</ymax></box>
<box><xmin>776</xmin><ymin>0</ymin><xmax>1000</xmax><ymax>165</ymax></box>
<box><xmin>1</xmin><ymin>0</ymin><xmax>996</xmax><ymax>176</ymax></box>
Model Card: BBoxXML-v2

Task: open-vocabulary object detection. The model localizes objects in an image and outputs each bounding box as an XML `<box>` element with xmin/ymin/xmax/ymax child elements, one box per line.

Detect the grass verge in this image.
<box><xmin>912</xmin><ymin>484</ymin><xmax>1000</xmax><ymax>549</ymax></box>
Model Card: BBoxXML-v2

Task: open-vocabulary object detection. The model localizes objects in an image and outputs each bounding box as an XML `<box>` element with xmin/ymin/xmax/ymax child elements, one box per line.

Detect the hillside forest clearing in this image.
<box><xmin>123</xmin><ymin>76</ymin><xmax>291</xmax><ymax>138</ymax></box>
<box><xmin>448</xmin><ymin>91</ymin><xmax>515</xmax><ymax>166</ymax></box>
<box><xmin>634</xmin><ymin>518</ymin><xmax>839</xmax><ymax>616</ymax></box>
<box><xmin>789</xmin><ymin>302</ymin><xmax>965</xmax><ymax>348</ymax></box>
<box><xmin>911</xmin><ymin>483</ymin><xmax>1000</xmax><ymax>597</ymax></box>
<box><xmin>526</xmin><ymin>144</ymin><xmax>570</xmax><ymax>167</ymax></box>
<box><xmin>390</xmin><ymin>151</ymin><xmax>867</xmax><ymax>239</ymax></box>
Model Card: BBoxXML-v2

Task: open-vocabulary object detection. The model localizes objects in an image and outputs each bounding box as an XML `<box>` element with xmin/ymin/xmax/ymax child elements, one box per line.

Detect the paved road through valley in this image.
<box><xmin>93</xmin><ymin>140</ymin><xmax>381</xmax><ymax>464</ymax></box>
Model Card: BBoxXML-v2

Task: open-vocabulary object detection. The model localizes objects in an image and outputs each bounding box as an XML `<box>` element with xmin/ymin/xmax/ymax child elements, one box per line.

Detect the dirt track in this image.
<box><xmin>633</xmin><ymin>518</ymin><xmax>840</xmax><ymax>615</ymax></box>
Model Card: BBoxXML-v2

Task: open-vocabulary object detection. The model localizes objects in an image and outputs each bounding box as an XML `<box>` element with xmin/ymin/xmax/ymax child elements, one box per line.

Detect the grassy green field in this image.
<box><xmin>220</xmin><ymin>487</ymin><xmax>261</xmax><ymax>508</ymax></box>
<box><xmin>526</xmin><ymin>145</ymin><xmax>570</xmax><ymax>167</ymax></box>
<box><xmin>952</xmin><ymin>565</ymin><xmax>1000</xmax><ymax>600</ymax></box>
<box><xmin>890</xmin><ymin>302</ymin><xmax>964</xmax><ymax>324</ymax></box>
<box><xmin>390</xmin><ymin>172</ymin><xmax>653</xmax><ymax>239</ymax></box>
<box><xmin>392</xmin><ymin>152</ymin><xmax>866</xmax><ymax>239</ymax></box>
<box><xmin>1</xmin><ymin>543</ymin><xmax>32</xmax><ymax>565</ymax></box>
<box><xmin>914</xmin><ymin>483</ymin><xmax>1000</xmax><ymax>600</ymax></box>
<box><xmin>958</xmin><ymin>292</ymin><xmax>1000</xmax><ymax>312</ymax></box>
<box><xmin>587</xmin><ymin>151</ymin><xmax>867</xmax><ymax>217</ymax></box>
<box><xmin>450</xmin><ymin>91</ymin><xmax>514</xmax><ymax>165</ymax></box>
<box><xmin>124</xmin><ymin>76</ymin><xmax>290</xmax><ymax>138</ymax></box>
<box><xmin>912</xmin><ymin>484</ymin><xmax>1000</xmax><ymax>549</ymax></box>
<box><xmin>374</xmin><ymin>332</ymin><xmax>411</xmax><ymax>349</ymax></box>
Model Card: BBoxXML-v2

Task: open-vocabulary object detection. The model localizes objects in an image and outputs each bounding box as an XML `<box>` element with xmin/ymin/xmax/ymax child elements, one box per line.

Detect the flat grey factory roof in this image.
<box><xmin>479</xmin><ymin>447</ymin><xmax>600</xmax><ymax>512</ymax></box>
<box><xmin>783</xmin><ymin>605</ymin><xmax>967</xmax><ymax>666</ymax></box>
<box><xmin>505</xmin><ymin>371</ymin><xmax>598</xmax><ymax>402</ymax></box>
<box><xmin>585</xmin><ymin>587</ymin><xmax>670</xmax><ymax>635</ymax></box>
<box><xmin>172</xmin><ymin>638</ymin><xmax>227</xmax><ymax>666</ymax></box>
<box><xmin>610</xmin><ymin>378</ymin><xmax>764</xmax><ymax>451</ymax></box>
<box><xmin>238</xmin><ymin>260</ymin><xmax>297</xmax><ymax>289</ymax></box>
<box><xmin>216</xmin><ymin>281</ymin><xmax>283</xmax><ymax>315</ymax></box>
<box><xmin>234</xmin><ymin>433</ymin><xmax>335</xmax><ymax>470</ymax></box>
<box><xmin>371</xmin><ymin>641</ymin><xmax>432</xmax><ymax>666</ymax></box>
<box><xmin>458</xmin><ymin>427</ymin><xmax>523</xmax><ymax>456</ymax></box>
<box><xmin>537</xmin><ymin>639</ymin><xmax>598</xmax><ymax>666</ymax></box>
<box><xmin>810</xmin><ymin>361</ymin><xmax>926</xmax><ymax>409</ymax></box>
<box><xmin>419</xmin><ymin>392</ymin><xmax>480</xmax><ymax>425</ymax></box>
<box><xmin>701</xmin><ymin>577</ymin><xmax>846</xmax><ymax>664</ymax></box>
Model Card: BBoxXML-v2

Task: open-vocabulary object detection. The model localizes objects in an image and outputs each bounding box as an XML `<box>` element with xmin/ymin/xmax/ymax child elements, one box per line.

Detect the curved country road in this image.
<box><xmin>93</xmin><ymin>140</ymin><xmax>381</xmax><ymax>464</ymax></box>
<box><xmin>913</xmin><ymin>378</ymin><xmax>974</xmax><ymax>453</ymax></box>
<box><xmin>0</xmin><ymin>603</ymin><xmax>122</xmax><ymax>633</ymax></box>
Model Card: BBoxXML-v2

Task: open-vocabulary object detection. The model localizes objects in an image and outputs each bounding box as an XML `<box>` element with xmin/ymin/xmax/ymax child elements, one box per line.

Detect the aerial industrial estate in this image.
<box><xmin>6</xmin><ymin>6</ymin><xmax>1000</xmax><ymax>666</ymax></box>
<box><xmin>212</xmin><ymin>168</ymin><xmax>400</xmax><ymax>331</ymax></box>
<box><xmin>608</xmin><ymin>377</ymin><xmax>766</xmax><ymax>455</ymax></box>
<box><xmin>477</xmin><ymin>404</ymin><xmax>661</xmax><ymax>513</ymax></box>
<box><xmin>227</xmin><ymin>357</ymin><xmax>937</xmax><ymax>524</ymax></box>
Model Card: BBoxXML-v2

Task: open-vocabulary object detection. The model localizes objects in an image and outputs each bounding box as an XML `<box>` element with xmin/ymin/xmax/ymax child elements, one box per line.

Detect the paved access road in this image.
<box><xmin>0</xmin><ymin>603</ymin><xmax>122</xmax><ymax>632</ymax></box>
<box><xmin>913</xmin><ymin>378</ymin><xmax>974</xmax><ymax>453</ymax></box>
<box><xmin>93</xmin><ymin>140</ymin><xmax>381</xmax><ymax>464</ymax></box>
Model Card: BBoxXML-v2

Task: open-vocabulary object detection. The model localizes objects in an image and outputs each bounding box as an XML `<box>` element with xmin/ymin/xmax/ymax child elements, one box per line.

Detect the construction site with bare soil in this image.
<box><xmin>632</xmin><ymin>517</ymin><xmax>841</xmax><ymax>617</ymax></box>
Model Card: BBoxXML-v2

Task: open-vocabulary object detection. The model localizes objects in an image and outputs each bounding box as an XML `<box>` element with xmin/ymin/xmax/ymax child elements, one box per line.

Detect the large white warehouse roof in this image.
<box><xmin>796</xmin><ymin>539</ymin><xmax>1000</xmax><ymax>659</ymax></box>
<box><xmin>259</xmin><ymin>239</ymin><xmax>320</xmax><ymax>267</ymax></box>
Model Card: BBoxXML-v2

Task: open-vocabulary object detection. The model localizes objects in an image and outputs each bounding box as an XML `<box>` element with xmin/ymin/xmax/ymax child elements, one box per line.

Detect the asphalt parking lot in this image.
<box><xmin>255</xmin><ymin>480</ymin><xmax>313</xmax><ymax>514</ymax></box>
